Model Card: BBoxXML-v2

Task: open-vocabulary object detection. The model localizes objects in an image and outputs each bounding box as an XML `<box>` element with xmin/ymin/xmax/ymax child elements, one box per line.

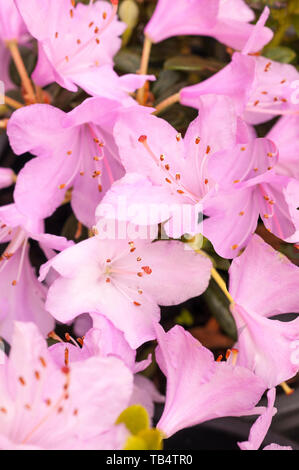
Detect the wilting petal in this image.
<box><xmin>238</xmin><ymin>388</ymin><xmax>277</xmax><ymax>450</ymax></box>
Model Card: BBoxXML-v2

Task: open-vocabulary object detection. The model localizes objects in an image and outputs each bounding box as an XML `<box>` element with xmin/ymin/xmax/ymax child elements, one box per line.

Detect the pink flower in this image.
<box><xmin>145</xmin><ymin>0</ymin><xmax>272</xmax><ymax>52</ymax></box>
<box><xmin>180</xmin><ymin>9</ymin><xmax>299</xmax><ymax>124</ymax></box>
<box><xmin>0</xmin><ymin>203</ymin><xmax>72</xmax><ymax>342</ymax></box>
<box><xmin>229</xmin><ymin>235</ymin><xmax>299</xmax><ymax>388</ymax></box>
<box><xmin>0</xmin><ymin>168</ymin><xmax>15</xmax><ymax>190</ymax></box>
<box><xmin>49</xmin><ymin>316</ymin><xmax>163</xmax><ymax>423</ymax></box>
<box><xmin>155</xmin><ymin>324</ymin><xmax>267</xmax><ymax>438</ymax></box>
<box><xmin>39</xmin><ymin>231</ymin><xmax>212</xmax><ymax>348</ymax></box>
<box><xmin>14</xmin><ymin>0</ymin><xmax>153</xmax><ymax>99</ymax></box>
<box><xmin>101</xmin><ymin>95</ymin><xmax>240</xmax><ymax>235</ymax></box>
<box><xmin>203</xmin><ymin>132</ymin><xmax>299</xmax><ymax>258</ymax></box>
<box><xmin>0</xmin><ymin>0</ymin><xmax>28</xmax><ymax>41</ymax></box>
<box><xmin>0</xmin><ymin>321</ymin><xmax>133</xmax><ymax>449</ymax></box>
<box><xmin>100</xmin><ymin>94</ymin><xmax>289</xmax><ymax>255</ymax></box>
<box><xmin>7</xmin><ymin>98</ymin><xmax>151</xmax><ymax>227</ymax></box>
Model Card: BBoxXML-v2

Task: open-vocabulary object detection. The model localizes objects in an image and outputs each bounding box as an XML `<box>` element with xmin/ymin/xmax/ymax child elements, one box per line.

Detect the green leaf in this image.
<box><xmin>114</xmin><ymin>49</ymin><xmax>140</xmax><ymax>73</ymax></box>
<box><xmin>203</xmin><ymin>279</ymin><xmax>238</xmax><ymax>342</ymax></box>
<box><xmin>264</xmin><ymin>46</ymin><xmax>296</xmax><ymax>63</ymax></box>
<box><xmin>116</xmin><ymin>405</ymin><xmax>150</xmax><ymax>435</ymax></box>
<box><xmin>164</xmin><ymin>55</ymin><xmax>223</xmax><ymax>73</ymax></box>
<box><xmin>292</xmin><ymin>14</ymin><xmax>299</xmax><ymax>35</ymax></box>
<box><xmin>175</xmin><ymin>308</ymin><xmax>194</xmax><ymax>327</ymax></box>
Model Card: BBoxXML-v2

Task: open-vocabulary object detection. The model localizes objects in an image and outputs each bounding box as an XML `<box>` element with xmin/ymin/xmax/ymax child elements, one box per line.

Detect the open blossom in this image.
<box><xmin>49</xmin><ymin>316</ymin><xmax>163</xmax><ymax>423</ymax></box>
<box><xmin>7</xmin><ymin>98</ymin><xmax>152</xmax><ymax>227</ymax></box>
<box><xmin>228</xmin><ymin>235</ymin><xmax>299</xmax><ymax>388</ymax></box>
<box><xmin>180</xmin><ymin>8</ymin><xmax>299</xmax><ymax>125</ymax></box>
<box><xmin>145</xmin><ymin>0</ymin><xmax>272</xmax><ymax>52</ymax></box>
<box><xmin>100</xmin><ymin>94</ymin><xmax>284</xmax><ymax>255</ymax></box>
<box><xmin>203</xmin><ymin>128</ymin><xmax>299</xmax><ymax>258</ymax></box>
<box><xmin>0</xmin><ymin>203</ymin><xmax>72</xmax><ymax>342</ymax></box>
<box><xmin>0</xmin><ymin>321</ymin><xmax>133</xmax><ymax>450</ymax></box>
<box><xmin>14</xmin><ymin>0</ymin><xmax>153</xmax><ymax>99</ymax></box>
<box><xmin>155</xmin><ymin>324</ymin><xmax>267</xmax><ymax>438</ymax></box>
<box><xmin>39</xmin><ymin>230</ymin><xmax>212</xmax><ymax>348</ymax></box>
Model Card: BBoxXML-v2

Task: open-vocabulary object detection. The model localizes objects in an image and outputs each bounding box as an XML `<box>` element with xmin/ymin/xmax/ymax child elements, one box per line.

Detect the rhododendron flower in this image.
<box><xmin>145</xmin><ymin>0</ymin><xmax>272</xmax><ymax>52</ymax></box>
<box><xmin>39</xmin><ymin>232</ymin><xmax>212</xmax><ymax>348</ymax></box>
<box><xmin>0</xmin><ymin>168</ymin><xmax>15</xmax><ymax>189</ymax></box>
<box><xmin>100</xmin><ymin>95</ymin><xmax>284</xmax><ymax>255</ymax></box>
<box><xmin>203</xmin><ymin>132</ymin><xmax>299</xmax><ymax>258</ymax></box>
<box><xmin>180</xmin><ymin>9</ymin><xmax>299</xmax><ymax>125</ymax></box>
<box><xmin>7</xmin><ymin>98</ymin><xmax>152</xmax><ymax>227</ymax></box>
<box><xmin>0</xmin><ymin>321</ymin><xmax>133</xmax><ymax>450</ymax></box>
<box><xmin>229</xmin><ymin>235</ymin><xmax>299</xmax><ymax>388</ymax></box>
<box><xmin>155</xmin><ymin>324</ymin><xmax>267</xmax><ymax>438</ymax></box>
<box><xmin>14</xmin><ymin>0</ymin><xmax>153</xmax><ymax>99</ymax></box>
<box><xmin>0</xmin><ymin>204</ymin><xmax>72</xmax><ymax>341</ymax></box>
<box><xmin>49</xmin><ymin>316</ymin><xmax>163</xmax><ymax>422</ymax></box>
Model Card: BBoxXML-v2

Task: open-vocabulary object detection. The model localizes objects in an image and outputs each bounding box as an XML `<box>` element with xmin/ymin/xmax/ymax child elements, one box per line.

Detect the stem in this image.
<box><xmin>211</xmin><ymin>267</ymin><xmax>234</xmax><ymax>305</ymax></box>
<box><xmin>0</xmin><ymin>94</ymin><xmax>23</xmax><ymax>109</ymax></box>
<box><xmin>153</xmin><ymin>92</ymin><xmax>180</xmax><ymax>115</ymax></box>
<box><xmin>6</xmin><ymin>40</ymin><xmax>36</xmax><ymax>104</ymax></box>
<box><xmin>195</xmin><ymin>248</ymin><xmax>234</xmax><ymax>305</ymax></box>
<box><xmin>137</xmin><ymin>36</ymin><xmax>152</xmax><ymax>105</ymax></box>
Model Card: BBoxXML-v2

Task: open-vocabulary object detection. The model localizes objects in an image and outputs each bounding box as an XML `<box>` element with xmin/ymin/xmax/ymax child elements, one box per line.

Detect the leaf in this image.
<box><xmin>175</xmin><ymin>308</ymin><xmax>194</xmax><ymax>327</ymax></box>
<box><xmin>202</xmin><ymin>279</ymin><xmax>238</xmax><ymax>342</ymax></box>
<box><xmin>114</xmin><ymin>49</ymin><xmax>140</xmax><ymax>74</ymax></box>
<box><xmin>164</xmin><ymin>55</ymin><xmax>223</xmax><ymax>73</ymax></box>
<box><xmin>264</xmin><ymin>46</ymin><xmax>296</xmax><ymax>64</ymax></box>
<box><xmin>292</xmin><ymin>14</ymin><xmax>299</xmax><ymax>35</ymax></box>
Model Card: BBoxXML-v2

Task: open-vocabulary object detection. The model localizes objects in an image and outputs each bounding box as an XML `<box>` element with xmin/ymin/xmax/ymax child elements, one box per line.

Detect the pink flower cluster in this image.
<box><xmin>0</xmin><ymin>0</ymin><xmax>298</xmax><ymax>450</ymax></box>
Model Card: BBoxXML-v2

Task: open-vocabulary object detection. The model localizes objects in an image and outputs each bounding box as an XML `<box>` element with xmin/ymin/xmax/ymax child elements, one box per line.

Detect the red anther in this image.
<box><xmin>142</xmin><ymin>266</ymin><xmax>152</xmax><ymax>275</ymax></box>
<box><xmin>138</xmin><ymin>135</ymin><xmax>147</xmax><ymax>143</ymax></box>
<box><xmin>206</xmin><ymin>145</ymin><xmax>211</xmax><ymax>154</ymax></box>
<box><xmin>225</xmin><ymin>349</ymin><xmax>231</xmax><ymax>360</ymax></box>
<box><xmin>216</xmin><ymin>355</ymin><xmax>223</xmax><ymax>362</ymax></box>
<box><xmin>110</xmin><ymin>0</ymin><xmax>119</xmax><ymax>5</ymax></box>
<box><xmin>77</xmin><ymin>338</ymin><xmax>84</xmax><ymax>347</ymax></box>
<box><xmin>64</xmin><ymin>348</ymin><xmax>69</xmax><ymax>366</ymax></box>
<box><xmin>133</xmin><ymin>301</ymin><xmax>141</xmax><ymax>306</ymax></box>
<box><xmin>65</xmin><ymin>333</ymin><xmax>71</xmax><ymax>342</ymax></box>
<box><xmin>61</xmin><ymin>366</ymin><xmax>70</xmax><ymax>375</ymax></box>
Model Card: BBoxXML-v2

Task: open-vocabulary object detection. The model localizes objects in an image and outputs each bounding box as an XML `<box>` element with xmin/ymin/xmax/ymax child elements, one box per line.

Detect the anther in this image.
<box><xmin>142</xmin><ymin>266</ymin><xmax>152</xmax><ymax>275</ymax></box>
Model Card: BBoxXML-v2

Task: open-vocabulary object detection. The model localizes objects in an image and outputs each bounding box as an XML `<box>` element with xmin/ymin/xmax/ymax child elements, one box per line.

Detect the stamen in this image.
<box><xmin>280</xmin><ymin>382</ymin><xmax>294</xmax><ymax>396</ymax></box>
